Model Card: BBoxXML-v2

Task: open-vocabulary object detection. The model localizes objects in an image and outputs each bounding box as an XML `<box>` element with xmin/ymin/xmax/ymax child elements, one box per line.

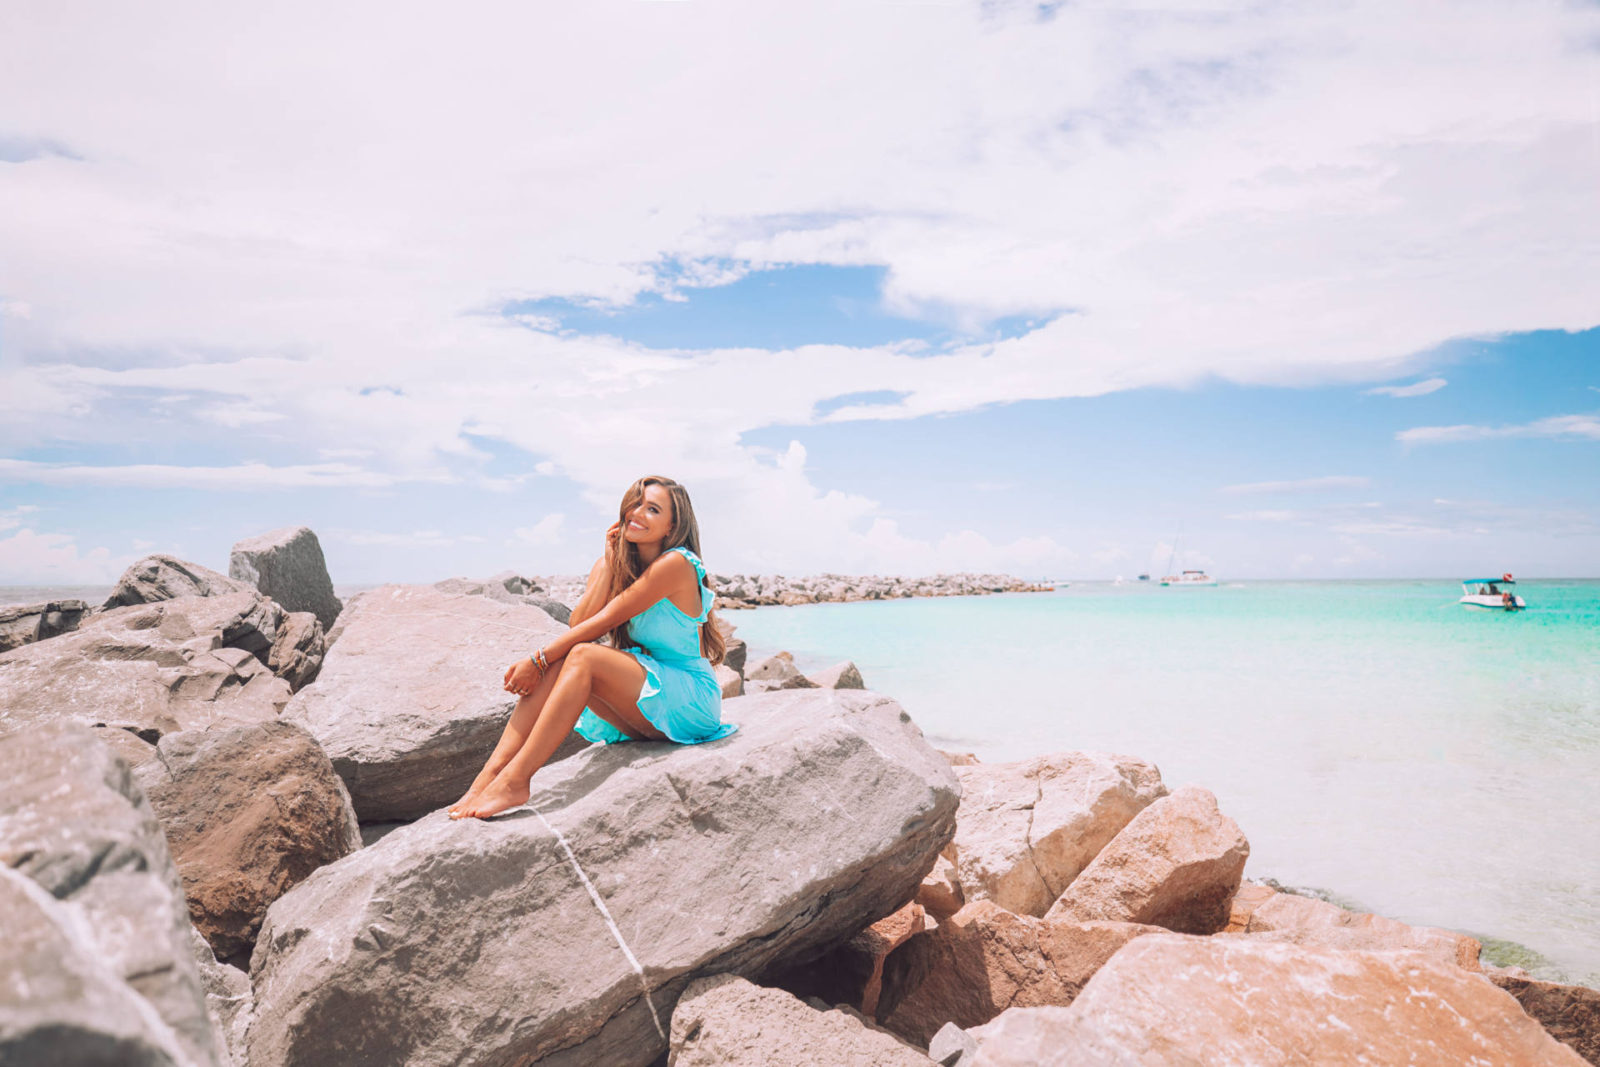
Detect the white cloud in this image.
<box><xmin>1367</xmin><ymin>377</ymin><xmax>1448</xmax><ymax>398</ymax></box>
<box><xmin>1226</xmin><ymin>509</ymin><xmax>1298</xmax><ymax>522</ymax></box>
<box><xmin>1221</xmin><ymin>476</ymin><xmax>1370</xmax><ymax>496</ymax></box>
<box><xmin>1397</xmin><ymin>413</ymin><xmax>1600</xmax><ymax>445</ymax></box>
<box><xmin>512</xmin><ymin>513</ymin><xmax>566</xmax><ymax>548</ymax></box>
<box><xmin>0</xmin><ymin>2</ymin><xmax>1596</xmax><ymax>574</ymax></box>
<box><xmin>0</xmin><ymin>527</ymin><xmax>132</xmax><ymax>584</ymax></box>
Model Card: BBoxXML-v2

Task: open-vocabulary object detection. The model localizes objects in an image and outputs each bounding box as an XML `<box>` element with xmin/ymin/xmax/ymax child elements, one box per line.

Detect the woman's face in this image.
<box><xmin>623</xmin><ymin>483</ymin><xmax>675</xmax><ymax>546</ymax></box>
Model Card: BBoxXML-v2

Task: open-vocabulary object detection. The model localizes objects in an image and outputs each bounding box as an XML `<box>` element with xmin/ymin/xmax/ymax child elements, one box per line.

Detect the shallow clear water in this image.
<box><xmin>727</xmin><ymin>580</ymin><xmax>1600</xmax><ymax>985</ymax></box>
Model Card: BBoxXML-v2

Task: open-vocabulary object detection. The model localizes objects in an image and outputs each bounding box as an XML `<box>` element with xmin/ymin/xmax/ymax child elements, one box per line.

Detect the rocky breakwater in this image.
<box><xmin>723</xmin><ymin>746</ymin><xmax>1596</xmax><ymax>1066</ymax></box>
<box><xmin>710</xmin><ymin>572</ymin><xmax>1051</xmax><ymax>610</ymax></box>
<box><xmin>246</xmin><ymin>688</ymin><xmax>960</xmax><ymax>1067</ymax></box>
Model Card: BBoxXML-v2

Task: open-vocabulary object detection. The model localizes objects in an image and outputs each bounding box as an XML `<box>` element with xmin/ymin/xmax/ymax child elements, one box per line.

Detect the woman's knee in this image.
<box><xmin>564</xmin><ymin>642</ymin><xmax>600</xmax><ymax>675</ymax></box>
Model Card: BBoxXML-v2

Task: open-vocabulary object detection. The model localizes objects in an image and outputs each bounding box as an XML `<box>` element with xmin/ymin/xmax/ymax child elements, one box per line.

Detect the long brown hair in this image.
<box><xmin>604</xmin><ymin>475</ymin><xmax>726</xmax><ymax>665</ymax></box>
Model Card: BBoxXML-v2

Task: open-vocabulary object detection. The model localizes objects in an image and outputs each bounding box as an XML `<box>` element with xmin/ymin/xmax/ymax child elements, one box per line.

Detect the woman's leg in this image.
<box><xmin>448</xmin><ymin>657</ymin><xmax>567</xmax><ymax>815</ymax></box>
<box><xmin>458</xmin><ymin>643</ymin><xmax>662</xmax><ymax>819</ymax></box>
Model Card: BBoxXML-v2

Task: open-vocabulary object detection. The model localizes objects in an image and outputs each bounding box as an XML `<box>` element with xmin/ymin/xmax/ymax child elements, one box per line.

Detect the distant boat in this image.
<box><xmin>1137</xmin><ymin>573</ymin><xmax>1150</xmax><ymax>581</ymax></box>
<box><xmin>1160</xmin><ymin>570</ymin><xmax>1218</xmax><ymax>587</ymax></box>
<box><xmin>1460</xmin><ymin>574</ymin><xmax>1525</xmax><ymax>611</ymax></box>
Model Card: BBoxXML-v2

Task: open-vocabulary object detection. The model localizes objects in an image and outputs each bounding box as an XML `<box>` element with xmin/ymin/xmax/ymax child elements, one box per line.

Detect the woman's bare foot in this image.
<box><xmin>448</xmin><ymin>765</ymin><xmax>506</xmax><ymax>818</ymax></box>
<box><xmin>459</xmin><ymin>775</ymin><xmax>531</xmax><ymax>820</ymax></box>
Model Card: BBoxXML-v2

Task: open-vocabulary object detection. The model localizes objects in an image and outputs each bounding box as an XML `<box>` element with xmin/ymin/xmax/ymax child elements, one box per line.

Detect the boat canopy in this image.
<box><xmin>1461</xmin><ymin>577</ymin><xmax>1515</xmax><ymax>585</ymax></box>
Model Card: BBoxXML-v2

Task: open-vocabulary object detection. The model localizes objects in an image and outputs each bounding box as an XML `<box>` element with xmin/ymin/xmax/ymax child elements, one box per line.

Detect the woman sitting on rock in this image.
<box><xmin>450</xmin><ymin>475</ymin><xmax>735</xmax><ymax>819</ymax></box>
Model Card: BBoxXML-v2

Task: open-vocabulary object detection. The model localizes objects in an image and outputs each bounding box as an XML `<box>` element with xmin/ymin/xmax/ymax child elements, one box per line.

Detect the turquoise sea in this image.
<box><xmin>728</xmin><ymin>579</ymin><xmax>1600</xmax><ymax>986</ymax></box>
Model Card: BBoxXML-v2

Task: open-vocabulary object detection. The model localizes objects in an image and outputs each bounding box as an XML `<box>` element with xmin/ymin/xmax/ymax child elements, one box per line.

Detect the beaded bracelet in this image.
<box><xmin>530</xmin><ymin>648</ymin><xmax>549</xmax><ymax>674</ymax></box>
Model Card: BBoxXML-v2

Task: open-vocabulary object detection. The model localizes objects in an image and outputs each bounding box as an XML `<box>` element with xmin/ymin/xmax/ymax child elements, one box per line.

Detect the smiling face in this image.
<box><xmin>622</xmin><ymin>482</ymin><xmax>676</xmax><ymax>547</ymax></box>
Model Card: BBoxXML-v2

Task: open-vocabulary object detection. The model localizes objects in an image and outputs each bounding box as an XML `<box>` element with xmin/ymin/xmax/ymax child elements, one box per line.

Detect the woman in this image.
<box><xmin>449</xmin><ymin>475</ymin><xmax>735</xmax><ymax>820</ymax></box>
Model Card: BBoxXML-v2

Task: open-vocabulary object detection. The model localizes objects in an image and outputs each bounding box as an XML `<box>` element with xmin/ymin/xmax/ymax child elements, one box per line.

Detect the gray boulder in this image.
<box><xmin>746</xmin><ymin>652</ymin><xmax>819</xmax><ymax>693</ymax></box>
<box><xmin>105</xmin><ymin>554</ymin><xmax>250</xmax><ymax>609</ymax></box>
<box><xmin>669</xmin><ymin>973</ymin><xmax>933</xmax><ymax>1066</ymax></box>
<box><xmin>229</xmin><ymin>526</ymin><xmax>342</xmax><ymax>631</ymax></box>
<box><xmin>0</xmin><ymin>724</ymin><xmax>230</xmax><ymax>1067</ymax></box>
<box><xmin>0</xmin><ymin>866</ymin><xmax>193</xmax><ymax>1067</ymax></box>
<box><xmin>0</xmin><ymin>598</ymin><xmax>89</xmax><ymax>653</ymax></box>
<box><xmin>190</xmin><ymin>927</ymin><xmax>252</xmax><ymax>1067</ymax></box>
<box><xmin>0</xmin><ymin>593</ymin><xmax>293</xmax><ymax>742</ymax></box>
<box><xmin>283</xmin><ymin>584</ymin><xmax>571</xmax><ymax>821</ymax></box>
<box><xmin>525</xmin><ymin>593</ymin><xmax>572</xmax><ymax>625</ymax></box>
<box><xmin>247</xmin><ymin>689</ymin><xmax>960</xmax><ymax>1067</ymax></box>
<box><xmin>809</xmin><ymin>661</ymin><xmax>866</xmax><ymax>690</ymax></box>
<box><xmin>928</xmin><ymin>1022</ymin><xmax>979</xmax><ymax>1067</ymax></box>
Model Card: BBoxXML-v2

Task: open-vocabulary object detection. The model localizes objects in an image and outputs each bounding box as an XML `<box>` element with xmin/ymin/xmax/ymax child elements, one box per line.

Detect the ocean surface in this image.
<box><xmin>9</xmin><ymin>577</ymin><xmax>1596</xmax><ymax>984</ymax></box>
<box><xmin>727</xmin><ymin>579</ymin><xmax>1600</xmax><ymax>985</ymax></box>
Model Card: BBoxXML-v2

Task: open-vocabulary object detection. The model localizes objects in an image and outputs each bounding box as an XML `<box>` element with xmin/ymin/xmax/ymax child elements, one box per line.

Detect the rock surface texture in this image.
<box><xmin>876</xmin><ymin>901</ymin><xmax>1160</xmax><ymax>1046</ymax></box>
<box><xmin>105</xmin><ymin>553</ymin><xmax>251</xmax><ymax>609</ymax></box>
<box><xmin>1490</xmin><ymin>974</ymin><xmax>1600</xmax><ymax>1066</ymax></box>
<box><xmin>0</xmin><ymin>866</ymin><xmax>194</xmax><ymax>1067</ymax></box>
<box><xmin>1228</xmin><ymin>884</ymin><xmax>1482</xmax><ymax>970</ymax></box>
<box><xmin>746</xmin><ymin>652</ymin><xmax>820</xmax><ymax>692</ymax></box>
<box><xmin>284</xmin><ymin>583</ymin><xmax>570</xmax><ymax>820</ymax></box>
<box><xmin>1046</xmin><ymin>785</ymin><xmax>1248</xmax><ymax>934</ymax></box>
<box><xmin>247</xmin><ymin>689</ymin><xmax>960</xmax><ymax>1067</ymax></box>
<box><xmin>0</xmin><ymin>592</ymin><xmax>293</xmax><ymax>742</ymax></box>
<box><xmin>266</xmin><ymin>611</ymin><xmax>325</xmax><ymax>692</ymax></box>
<box><xmin>668</xmin><ymin>974</ymin><xmax>933</xmax><ymax>1067</ymax></box>
<box><xmin>229</xmin><ymin>526</ymin><xmax>343</xmax><ymax>630</ymax></box>
<box><xmin>138</xmin><ymin>720</ymin><xmax>362</xmax><ymax>966</ymax></box>
<box><xmin>950</xmin><ymin>752</ymin><xmax>1167</xmax><ymax>917</ymax></box>
<box><xmin>0</xmin><ymin>724</ymin><xmax>229</xmax><ymax>1067</ymax></box>
<box><xmin>0</xmin><ymin>597</ymin><xmax>89</xmax><ymax>652</ymax></box>
<box><xmin>966</xmin><ymin>935</ymin><xmax>1586</xmax><ymax>1066</ymax></box>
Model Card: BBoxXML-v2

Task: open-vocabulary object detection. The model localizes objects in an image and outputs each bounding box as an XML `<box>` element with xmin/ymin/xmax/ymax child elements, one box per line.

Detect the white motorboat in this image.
<box><xmin>1460</xmin><ymin>574</ymin><xmax>1525</xmax><ymax>611</ymax></box>
<box><xmin>1160</xmin><ymin>570</ymin><xmax>1218</xmax><ymax>587</ymax></box>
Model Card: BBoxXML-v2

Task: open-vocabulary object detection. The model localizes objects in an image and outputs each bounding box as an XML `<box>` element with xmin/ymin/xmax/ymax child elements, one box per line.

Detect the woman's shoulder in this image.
<box><xmin>662</xmin><ymin>545</ymin><xmax>706</xmax><ymax>572</ymax></box>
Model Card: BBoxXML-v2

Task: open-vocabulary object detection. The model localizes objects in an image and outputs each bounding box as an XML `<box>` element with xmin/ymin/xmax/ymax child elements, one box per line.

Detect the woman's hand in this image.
<box><xmin>503</xmin><ymin>657</ymin><xmax>543</xmax><ymax>697</ymax></box>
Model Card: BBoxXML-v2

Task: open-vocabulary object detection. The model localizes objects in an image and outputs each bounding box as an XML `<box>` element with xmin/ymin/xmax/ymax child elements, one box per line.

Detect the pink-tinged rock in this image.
<box><xmin>1223</xmin><ymin>880</ymin><xmax>1276</xmax><ymax>931</ymax></box>
<box><xmin>1045</xmin><ymin>785</ymin><xmax>1247</xmax><ymax>934</ymax></box>
<box><xmin>937</xmin><ymin>750</ymin><xmax>980</xmax><ymax>767</ymax></box>
<box><xmin>952</xmin><ymin>753</ymin><xmax>1167</xmax><ymax>918</ymax></box>
<box><xmin>916</xmin><ymin>853</ymin><xmax>965</xmax><ymax>922</ymax></box>
<box><xmin>808</xmin><ymin>661</ymin><xmax>866</xmax><ymax>690</ymax></box>
<box><xmin>968</xmin><ymin>935</ymin><xmax>1586</xmax><ymax>1066</ymax></box>
<box><xmin>765</xmin><ymin>902</ymin><xmax>930</xmax><ymax>1018</ymax></box>
<box><xmin>1230</xmin><ymin>886</ymin><xmax>1481</xmax><ymax>971</ymax></box>
<box><xmin>1490</xmin><ymin>974</ymin><xmax>1600</xmax><ymax>1066</ymax></box>
<box><xmin>876</xmin><ymin>901</ymin><xmax>1160</xmax><ymax>1047</ymax></box>
<box><xmin>715</xmin><ymin>663</ymin><xmax>744</xmax><ymax>698</ymax></box>
<box><xmin>669</xmin><ymin>974</ymin><xmax>932</xmax><ymax>1066</ymax></box>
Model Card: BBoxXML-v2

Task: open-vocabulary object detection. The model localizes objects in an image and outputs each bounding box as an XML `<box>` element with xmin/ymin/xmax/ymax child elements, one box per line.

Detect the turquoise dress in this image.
<box><xmin>574</xmin><ymin>547</ymin><xmax>737</xmax><ymax>745</ymax></box>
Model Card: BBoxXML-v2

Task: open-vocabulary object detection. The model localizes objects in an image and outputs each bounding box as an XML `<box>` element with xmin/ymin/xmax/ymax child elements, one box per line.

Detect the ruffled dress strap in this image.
<box><xmin>665</xmin><ymin>546</ymin><xmax>712</xmax><ymax>621</ymax></box>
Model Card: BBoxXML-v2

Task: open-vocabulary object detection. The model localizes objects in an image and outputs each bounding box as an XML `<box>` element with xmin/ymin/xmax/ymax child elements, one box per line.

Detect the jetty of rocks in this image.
<box><xmin>1</xmin><ymin>529</ymin><xmax>1595</xmax><ymax>1066</ymax></box>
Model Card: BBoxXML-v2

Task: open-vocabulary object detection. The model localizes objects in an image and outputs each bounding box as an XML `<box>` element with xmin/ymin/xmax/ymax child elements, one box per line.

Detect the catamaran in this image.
<box><xmin>1160</xmin><ymin>569</ymin><xmax>1218</xmax><ymax>587</ymax></box>
<box><xmin>1459</xmin><ymin>574</ymin><xmax>1525</xmax><ymax>611</ymax></box>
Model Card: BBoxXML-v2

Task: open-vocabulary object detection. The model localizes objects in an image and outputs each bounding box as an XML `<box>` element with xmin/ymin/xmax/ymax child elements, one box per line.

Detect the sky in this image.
<box><xmin>1</xmin><ymin>1</ymin><xmax>1597</xmax><ymax>585</ymax></box>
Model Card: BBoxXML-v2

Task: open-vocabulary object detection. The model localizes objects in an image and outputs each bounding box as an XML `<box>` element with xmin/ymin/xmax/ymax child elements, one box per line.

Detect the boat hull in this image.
<box><xmin>1459</xmin><ymin>595</ymin><xmax>1525</xmax><ymax>610</ymax></box>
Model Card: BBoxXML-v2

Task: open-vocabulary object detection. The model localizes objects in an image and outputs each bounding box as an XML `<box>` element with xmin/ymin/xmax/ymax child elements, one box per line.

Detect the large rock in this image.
<box><xmin>875</xmin><ymin>901</ymin><xmax>1160</xmax><ymax>1046</ymax></box>
<box><xmin>229</xmin><ymin>526</ymin><xmax>342</xmax><ymax>631</ymax></box>
<box><xmin>746</xmin><ymin>652</ymin><xmax>819</xmax><ymax>692</ymax></box>
<box><xmin>0</xmin><ymin>723</ymin><xmax>229</xmax><ymax>1067</ymax></box>
<box><xmin>809</xmin><ymin>661</ymin><xmax>867</xmax><ymax>690</ymax></box>
<box><xmin>266</xmin><ymin>611</ymin><xmax>325</xmax><ymax>692</ymax></box>
<box><xmin>105</xmin><ymin>553</ymin><xmax>251</xmax><ymax>609</ymax></box>
<box><xmin>916</xmin><ymin>853</ymin><xmax>965</xmax><ymax>921</ymax></box>
<box><xmin>1491</xmin><ymin>973</ymin><xmax>1600</xmax><ymax>1066</ymax></box>
<box><xmin>0</xmin><ymin>597</ymin><xmax>89</xmax><ymax>652</ymax></box>
<box><xmin>139</xmin><ymin>720</ymin><xmax>362</xmax><ymax>966</ymax></box>
<box><xmin>247</xmin><ymin>689</ymin><xmax>960</xmax><ymax>1067</ymax></box>
<box><xmin>715</xmin><ymin>663</ymin><xmax>744</xmax><ymax>698</ymax></box>
<box><xmin>967</xmin><ymin>935</ymin><xmax>1586</xmax><ymax>1066</ymax></box>
<box><xmin>668</xmin><ymin>973</ymin><xmax>933</xmax><ymax>1066</ymax></box>
<box><xmin>190</xmin><ymin>927</ymin><xmax>253</xmax><ymax>1067</ymax></box>
<box><xmin>1046</xmin><ymin>785</ymin><xmax>1247</xmax><ymax>934</ymax></box>
<box><xmin>950</xmin><ymin>752</ymin><xmax>1167</xmax><ymax>918</ymax></box>
<box><xmin>1228</xmin><ymin>884</ymin><xmax>1481</xmax><ymax>970</ymax></box>
<box><xmin>0</xmin><ymin>593</ymin><xmax>292</xmax><ymax>742</ymax></box>
<box><xmin>0</xmin><ymin>865</ymin><xmax>193</xmax><ymax>1067</ymax></box>
<box><xmin>283</xmin><ymin>584</ymin><xmax>572</xmax><ymax>821</ymax></box>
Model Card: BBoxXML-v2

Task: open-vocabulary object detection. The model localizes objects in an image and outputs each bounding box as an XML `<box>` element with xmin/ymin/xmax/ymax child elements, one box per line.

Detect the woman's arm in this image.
<box><xmin>567</xmin><ymin>557</ymin><xmax>610</xmax><ymax>628</ymax></box>
<box><xmin>542</xmin><ymin>551</ymin><xmax>697</xmax><ymax>663</ymax></box>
